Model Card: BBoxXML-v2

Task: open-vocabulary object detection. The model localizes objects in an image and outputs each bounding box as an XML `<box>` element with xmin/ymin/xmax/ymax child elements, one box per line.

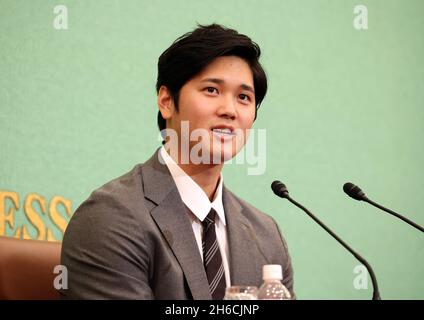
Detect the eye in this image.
<box><xmin>205</xmin><ymin>87</ymin><xmax>218</xmax><ymax>94</ymax></box>
<box><xmin>239</xmin><ymin>93</ymin><xmax>251</xmax><ymax>102</ymax></box>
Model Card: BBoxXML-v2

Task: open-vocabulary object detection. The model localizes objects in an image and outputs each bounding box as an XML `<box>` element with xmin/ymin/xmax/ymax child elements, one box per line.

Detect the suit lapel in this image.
<box><xmin>223</xmin><ymin>187</ymin><xmax>266</xmax><ymax>287</ymax></box>
<box><xmin>142</xmin><ymin>150</ymin><xmax>211</xmax><ymax>300</ymax></box>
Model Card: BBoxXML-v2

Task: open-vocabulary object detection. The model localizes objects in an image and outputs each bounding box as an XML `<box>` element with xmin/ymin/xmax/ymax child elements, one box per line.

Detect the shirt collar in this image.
<box><xmin>159</xmin><ymin>146</ymin><xmax>226</xmax><ymax>225</ymax></box>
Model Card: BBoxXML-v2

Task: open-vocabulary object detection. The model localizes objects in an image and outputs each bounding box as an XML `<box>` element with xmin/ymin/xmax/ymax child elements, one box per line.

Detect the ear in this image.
<box><xmin>157</xmin><ymin>85</ymin><xmax>175</xmax><ymax>120</ymax></box>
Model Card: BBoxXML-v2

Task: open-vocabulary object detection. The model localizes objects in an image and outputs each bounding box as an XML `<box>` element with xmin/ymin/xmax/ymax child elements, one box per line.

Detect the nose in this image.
<box><xmin>217</xmin><ymin>95</ymin><xmax>237</xmax><ymax>120</ymax></box>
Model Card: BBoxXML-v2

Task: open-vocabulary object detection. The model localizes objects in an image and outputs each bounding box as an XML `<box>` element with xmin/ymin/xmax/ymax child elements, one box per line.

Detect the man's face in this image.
<box><xmin>163</xmin><ymin>55</ymin><xmax>256</xmax><ymax>164</ymax></box>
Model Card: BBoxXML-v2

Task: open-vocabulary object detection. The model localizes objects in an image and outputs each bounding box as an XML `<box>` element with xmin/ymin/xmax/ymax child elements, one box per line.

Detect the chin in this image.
<box><xmin>210</xmin><ymin>142</ymin><xmax>239</xmax><ymax>164</ymax></box>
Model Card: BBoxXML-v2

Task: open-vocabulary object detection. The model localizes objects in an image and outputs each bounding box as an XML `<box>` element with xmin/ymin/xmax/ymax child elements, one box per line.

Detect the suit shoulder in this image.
<box><xmin>89</xmin><ymin>164</ymin><xmax>144</xmax><ymax>200</ymax></box>
<box><xmin>71</xmin><ymin>164</ymin><xmax>148</xmax><ymax>223</ymax></box>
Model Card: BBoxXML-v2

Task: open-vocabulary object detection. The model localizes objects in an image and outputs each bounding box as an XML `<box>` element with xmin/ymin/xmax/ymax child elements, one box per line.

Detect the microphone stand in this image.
<box><xmin>286</xmin><ymin>195</ymin><xmax>381</xmax><ymax>300</ymax></box>
<box><xmin>272</xmin><ymin>180</ymin><xmax>382</xmax><ymax>300</ymax></box>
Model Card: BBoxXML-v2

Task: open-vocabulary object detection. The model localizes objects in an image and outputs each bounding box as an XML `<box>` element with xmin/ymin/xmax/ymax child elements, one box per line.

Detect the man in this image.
<box><xmin>61</xmin><ymin>24</ymin><xmax>294</xmax><ymax>299</ymax></box>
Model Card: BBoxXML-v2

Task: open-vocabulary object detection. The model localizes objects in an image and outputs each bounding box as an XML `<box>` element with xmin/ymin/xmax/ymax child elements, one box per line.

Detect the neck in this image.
<box><xmin>179</xmin><ymin>162</ymin><xmax>223</xmax><ymax>201</ymax></box>
<box><xmin>165</xmin><ymin>147</ymin><xmax>223</xmax><ymax>201</ymax></box>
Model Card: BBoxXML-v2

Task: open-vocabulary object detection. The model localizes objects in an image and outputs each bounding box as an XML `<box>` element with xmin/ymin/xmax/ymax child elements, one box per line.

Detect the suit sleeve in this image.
<box><xmin>274</xmin><ymin>220</ymin><xmax>296</xmax><ymax>299</ymax></box>
<box><xmin>60</xmin><ymin>193</ymin><xmax>154</xmax><ymax>299</ymax></box>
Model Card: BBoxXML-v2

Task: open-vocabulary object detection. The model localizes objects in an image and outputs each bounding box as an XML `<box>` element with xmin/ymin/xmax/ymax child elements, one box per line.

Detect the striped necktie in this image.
<box><xmin>202</xmin><ymin>208</ymin><xmax>226</xmax><ymax>300</ymax></box>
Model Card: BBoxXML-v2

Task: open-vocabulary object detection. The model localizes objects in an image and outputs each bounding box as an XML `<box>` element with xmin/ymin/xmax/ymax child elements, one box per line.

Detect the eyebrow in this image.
<box><xmin>200</xmin><ymin>78</ymin><xmax>255</xmax><ymax>94</ymax></box>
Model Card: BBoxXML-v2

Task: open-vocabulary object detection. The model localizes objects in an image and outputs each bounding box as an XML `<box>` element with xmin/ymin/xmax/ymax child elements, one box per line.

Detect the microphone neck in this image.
<box><xmin>363</xmin><ymin>198</ymin><xmax>424</xmax><ymax>233</ymax></box>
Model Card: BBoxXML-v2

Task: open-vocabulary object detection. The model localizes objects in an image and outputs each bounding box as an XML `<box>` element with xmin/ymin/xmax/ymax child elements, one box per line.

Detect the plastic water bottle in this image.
<box><xmin>257</xmin><ymin>264</ymin><xmax>291</xmax><ymax>300</ymax></box>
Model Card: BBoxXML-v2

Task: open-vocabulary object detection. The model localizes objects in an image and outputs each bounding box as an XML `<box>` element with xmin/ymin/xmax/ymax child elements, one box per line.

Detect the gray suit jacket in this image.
<box><xmin>61</xmin><ymin>149</ymin><xmax>294</xmax><ymax>299</ymax></box>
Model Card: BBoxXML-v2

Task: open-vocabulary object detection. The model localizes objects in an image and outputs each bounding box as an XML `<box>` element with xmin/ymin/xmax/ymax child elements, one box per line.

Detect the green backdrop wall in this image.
<box><xmin>1</xmin><ymin>0</ymin><xmax>423</xmax><ymax>299</ymax></box>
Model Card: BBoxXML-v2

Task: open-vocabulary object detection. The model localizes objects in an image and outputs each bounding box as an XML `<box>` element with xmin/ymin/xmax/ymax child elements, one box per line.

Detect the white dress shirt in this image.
<box><xmin>159</xmin><ymin>146</ymin><xmax>231</xmax><ymax>288</ymax></box>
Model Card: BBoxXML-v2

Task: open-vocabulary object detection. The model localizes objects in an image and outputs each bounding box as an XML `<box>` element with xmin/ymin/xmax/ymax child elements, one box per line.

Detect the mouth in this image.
<box><xmin>211</xmin><ymin>126</ymin><xmax>236</xmax><ymax>140</ymax></box>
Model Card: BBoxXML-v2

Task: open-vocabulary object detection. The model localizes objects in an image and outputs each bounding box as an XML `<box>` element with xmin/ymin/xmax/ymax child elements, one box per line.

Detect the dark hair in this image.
<box><xmin>156</xmin><ymin>23</ymin><xmax>268</xmax><ymax>132</ymax></box>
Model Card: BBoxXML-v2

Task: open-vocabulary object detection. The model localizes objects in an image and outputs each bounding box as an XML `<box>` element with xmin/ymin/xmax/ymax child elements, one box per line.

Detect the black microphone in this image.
<box><xmin>343</xmin><ymin>182</ymin><xmax>424</xmax><ymax>233</ymax></box>
<box><xmin>272</xmin><ymin>180</ymin><xmax>381</xmax><ymax>300</ymax></box>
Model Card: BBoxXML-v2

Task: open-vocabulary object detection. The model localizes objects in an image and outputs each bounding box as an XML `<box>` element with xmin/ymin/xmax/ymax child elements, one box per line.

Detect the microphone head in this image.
<box><xmin>343</xmin><ymin>182</ymin><xmax>367</xmax><ymax>201</ymax></box>
<box><xmin>271</xmin><ymin>180</ymin><xmax>289</xmax><ymax>198</ymax></box>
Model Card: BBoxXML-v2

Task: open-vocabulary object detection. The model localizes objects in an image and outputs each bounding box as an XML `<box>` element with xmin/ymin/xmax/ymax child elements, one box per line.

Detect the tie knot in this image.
<box><xmin>203</xmin><ymin>208</ymin><xmax>216</xmax><ymax>226</ymax></box>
